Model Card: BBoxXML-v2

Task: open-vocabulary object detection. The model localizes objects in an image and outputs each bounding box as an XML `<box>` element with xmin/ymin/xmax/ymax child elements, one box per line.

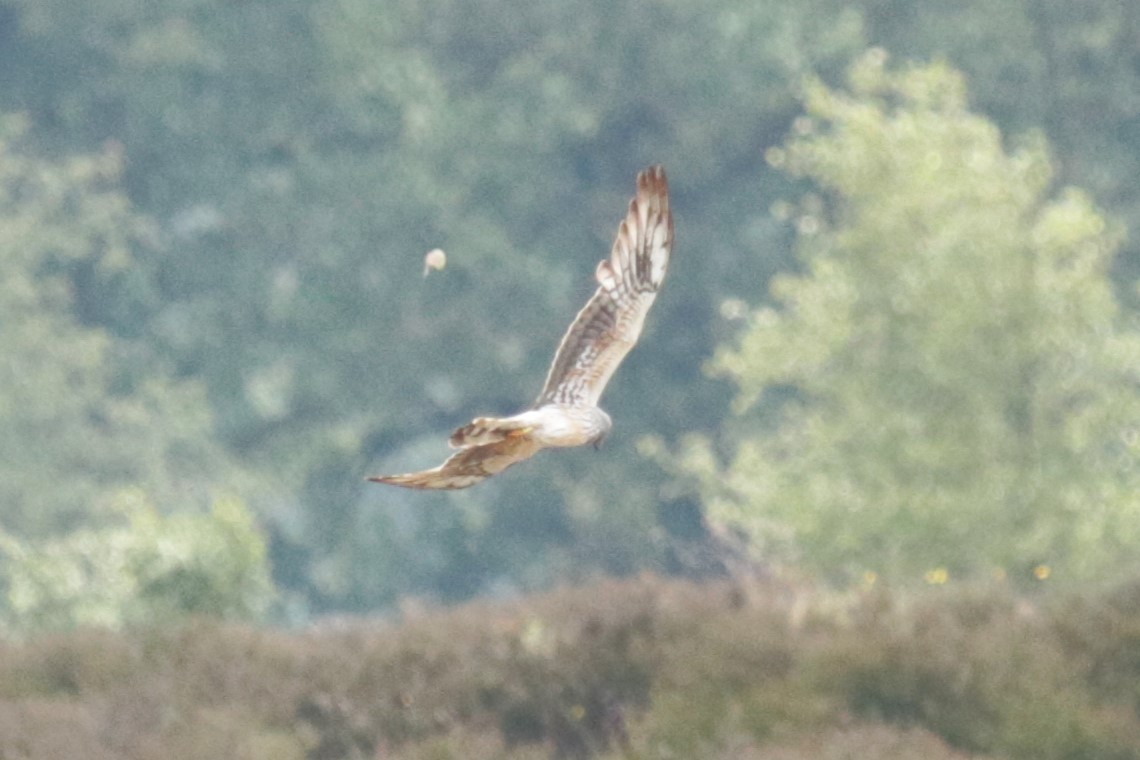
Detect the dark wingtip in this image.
<box><xmin>639</xmin><ymin>164</ymin><xmax>667</xmax><ymax>189</ymax></box>
<box><xmin>635</xmin><ymin>165</ymin><xmax>670</xmax><ymax>212</ymax></box>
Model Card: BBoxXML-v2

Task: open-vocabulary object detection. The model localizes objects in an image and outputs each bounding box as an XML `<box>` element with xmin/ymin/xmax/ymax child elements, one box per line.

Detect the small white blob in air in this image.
<box><xmin>423</xmin><ymin>248</ymin><xmax>447</xmax><ymax>278</ymax></box>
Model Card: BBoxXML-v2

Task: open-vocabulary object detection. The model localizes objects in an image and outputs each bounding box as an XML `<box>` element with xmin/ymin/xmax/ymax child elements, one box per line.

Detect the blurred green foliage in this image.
<box><xmin>0</xmin><ymin>0</ymin><xmax>1137</xmax><ymax>614</ymax></box>
<box><xmin>665</xmin><ymin>55</ymin><xmax>1140</xmax><ymax>582</ymax></box>
<box><xmin>0</xmin><ymin>119</ymin><xmax>233</xmax><ymax>537</ymax></box>
<box><xmin>0</xmin><ymin>492</ymin><xmax>273</xmax><ymax>632</ymax></box>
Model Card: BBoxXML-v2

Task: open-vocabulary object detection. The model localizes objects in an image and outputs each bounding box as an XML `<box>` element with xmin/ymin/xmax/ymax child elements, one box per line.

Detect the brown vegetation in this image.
<box><xmin>2</xmin><ymin>575</ymin><xmax>1140</xmax><ymax>759</ymax></box>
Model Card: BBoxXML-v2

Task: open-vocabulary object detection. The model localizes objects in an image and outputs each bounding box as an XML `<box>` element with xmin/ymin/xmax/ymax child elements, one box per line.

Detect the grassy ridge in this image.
<box><xmin>1</xmin><ymin>575</ymin><xmax>1139</xmax><ymax>759</ymax></box>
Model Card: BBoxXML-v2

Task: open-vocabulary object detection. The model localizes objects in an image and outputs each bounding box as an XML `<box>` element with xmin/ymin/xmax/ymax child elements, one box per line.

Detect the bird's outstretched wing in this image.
<box><xmin>369</xmin><ymin>165</ymin><xmax>673</xmax><ymax>490</ymax></box>
<box><xmin>368</xmin><ymin>435</ymin><xmax>541</xmax><ymax>490</ymax></box>
<box><xmin>535</xmin><ymin>165</ymin><xmax>673</xmax><ymax>408</ymax></box>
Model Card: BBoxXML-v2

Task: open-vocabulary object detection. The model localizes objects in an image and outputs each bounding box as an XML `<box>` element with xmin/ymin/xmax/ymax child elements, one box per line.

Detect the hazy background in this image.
<box><xmin>1</xmin><ymin>0</ymin><xmax>1138</xmax><ymax>628</ymax></box>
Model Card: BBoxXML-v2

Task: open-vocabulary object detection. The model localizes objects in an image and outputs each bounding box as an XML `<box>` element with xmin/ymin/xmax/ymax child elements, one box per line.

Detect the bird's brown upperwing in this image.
<box><xmin>367</xmin><ymin>435</ymin><xmax>542</xmax><ymax>490</ymax></box>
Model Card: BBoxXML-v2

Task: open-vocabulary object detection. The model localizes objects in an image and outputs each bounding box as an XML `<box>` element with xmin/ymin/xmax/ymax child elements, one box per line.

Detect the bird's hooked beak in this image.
<box><xmin>591</xmin><ymin>431</ymin><xmax>608</xmax><ymax>451</ymax></box>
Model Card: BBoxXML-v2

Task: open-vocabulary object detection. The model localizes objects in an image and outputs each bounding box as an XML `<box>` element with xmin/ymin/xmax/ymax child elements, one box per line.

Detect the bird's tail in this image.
<box><xmin>449</xmin><ymin>416</ymin><xmax>533</xmax><ymax>449</ymax></box>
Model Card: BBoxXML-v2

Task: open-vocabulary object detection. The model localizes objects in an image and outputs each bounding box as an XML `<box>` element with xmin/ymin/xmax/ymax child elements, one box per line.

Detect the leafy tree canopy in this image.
<box><xmin>0</xmin><ymin>118</ymin><xmax>233</xmax><ymax>537</ymax></box>
<box><xmin>663</xmin><ymin>53</ymin><xmax>1140</xmax><ymax>584</ymax></box>
<box><xmin>0</xmin><ymin>491</ymin><xmax>273</xmax><ymax>632</ymax></box>
<box><xmin>1</xmin><ymin>0</ymin><xmax>1139</xmax><ymax>613</ymax></box>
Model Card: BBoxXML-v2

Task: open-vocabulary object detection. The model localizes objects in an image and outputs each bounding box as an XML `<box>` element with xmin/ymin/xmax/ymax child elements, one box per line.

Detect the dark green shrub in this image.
<box><xmin>817</xmin><ymin>583</ymin><xmax>1140</xmax><ymax>760</ymax></box>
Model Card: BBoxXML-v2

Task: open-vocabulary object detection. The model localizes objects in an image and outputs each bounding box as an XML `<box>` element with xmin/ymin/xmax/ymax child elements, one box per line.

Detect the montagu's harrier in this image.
<box><xmin>369</xmin><ymin>165</ymin><xmax>674</xmax><ymax>489</ymax></box>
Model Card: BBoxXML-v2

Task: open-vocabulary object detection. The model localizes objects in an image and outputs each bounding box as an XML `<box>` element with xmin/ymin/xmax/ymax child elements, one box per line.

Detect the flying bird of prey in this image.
<box><xmin>369</xmin><ymin>165</ymin><xmax>674</xmax><ymax>489</ymax></box>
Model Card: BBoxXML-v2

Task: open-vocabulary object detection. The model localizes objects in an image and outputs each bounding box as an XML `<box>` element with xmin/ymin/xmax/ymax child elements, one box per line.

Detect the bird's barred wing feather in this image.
<box><xmin>535</xmin><ymin>165</ymin><xmax>673</xmax><ymax>408</ymax></box>
<box><xmin>367</xmin><ymin>436</ymin><xmax>542</xmax><ymax>490</ymax></box>
<box><xmin>368</xmin><ymin>165</ymin><xmax>672</xmax><ymax>490</ymax></box>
